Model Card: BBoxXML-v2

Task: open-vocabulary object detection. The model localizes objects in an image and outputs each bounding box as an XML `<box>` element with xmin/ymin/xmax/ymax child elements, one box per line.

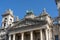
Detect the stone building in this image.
<box><xmin>0</xmin><ymin>0</ymin><xmax>60</xmax><ymax>40</ymax></box>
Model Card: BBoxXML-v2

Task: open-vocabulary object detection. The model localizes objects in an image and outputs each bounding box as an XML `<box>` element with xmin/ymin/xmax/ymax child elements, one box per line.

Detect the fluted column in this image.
<box><xmin>21</xmin><ymin>32</ymin><xmax>24</xmax><ymax>40</ymax></box>
<box><xmin>40</xmin><ymin>29</ymin><xmax>43</xmax><ymax>40</ymax></box>
<box><xmin>45</xmin><ymin>29</ymin><xmax>49</xmax><ymax>40</ymax></box>
<box><xmin>30</xmin><ymin>31</ymin><xmax>33</xmax><ymax>40</ymax></box>
<box><xmin>9</xmin><ymin>35</ymin><xmax>11</xmax><ymax>40</ymax></box>
<box><xmin>13</xmin><ymin>34</ymin><xmax>15</xmax><ymax>40</ymax></box>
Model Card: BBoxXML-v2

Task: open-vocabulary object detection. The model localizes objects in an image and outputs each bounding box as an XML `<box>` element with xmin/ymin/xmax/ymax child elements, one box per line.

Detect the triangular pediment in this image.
<box><xmin>10</xmin><ymin>17</ymin><xmax>47</xmax><ymax>30</ymax></box>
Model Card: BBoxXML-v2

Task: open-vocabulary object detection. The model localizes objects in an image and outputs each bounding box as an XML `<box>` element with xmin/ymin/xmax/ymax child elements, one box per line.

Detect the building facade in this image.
<box><xmin>0</xmin><ymin>0</ymin><xmax>60</xmax><ymax>40</ymax></box>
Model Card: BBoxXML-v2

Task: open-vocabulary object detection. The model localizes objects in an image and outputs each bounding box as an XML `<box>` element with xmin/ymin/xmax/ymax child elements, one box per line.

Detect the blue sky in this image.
<box><xmin>0</xmin><ymin>0</ymin><xmax>58</xmax><ymax>27</ymax></box>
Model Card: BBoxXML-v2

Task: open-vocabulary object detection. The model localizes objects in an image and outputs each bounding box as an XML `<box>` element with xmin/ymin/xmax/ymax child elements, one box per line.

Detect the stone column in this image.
<box><xmin>45</xmin><ymin>29</ymin><xmax>49</xmax><ymax>40</ymax></box>
<box><xmin>40</xmin><ymin>29</ymin><xmax>43</xmax><ymax>40</ymax></box>
<box><xmin>21</xmin><ymin>33</ymin><xmax>24</xmax><ymax>40</ymax></box>
<box><xmin>13</xmin><ymin>34</ymin><xmax>15</xmax><ymax>40</ymax></box>
<box><xmin>49</xmin><ymin>29</ymin><xmax>53</xmax><ymax>40</ymax></box>
<box><xmin>9</xmin><ymin>35</ymin><xmax>11</xmax><ymax>40</ymax></box>
<box><xmin>30</xmin><ymin>31</ymin><xmax>33</xmax><ymax>40</ymax></box>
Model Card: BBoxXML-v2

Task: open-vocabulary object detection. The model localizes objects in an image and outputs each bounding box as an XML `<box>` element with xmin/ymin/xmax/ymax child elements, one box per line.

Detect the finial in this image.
<box><xmin>40</xmin><ymin>8</ymin><xmax>48</xmax><ymax>16</ymax></box>
<box><xmin>26</xmin><ymin>10</ymin><xmax>29</xmax><ymax>13</ymax></box>
<box><xmin>16</xmin><ymin>16</ymin><xmax>20</xmax><ymax>21</ymax></box>
<box><xmin>6</xmin><ymin>9</ymin><xmax>13</xmax><ymax>15</ymax></box>
<box><xmin>43</xmin><ymin>8</ymin><xmax>46</xmax><ymax>12</ymax></box>
<box><xmin>7</xmin><ymin>9</ymin><xmax>11</xmax><ymax>11</ymax></box>
<box><xmin>6</xmin><ymin>9</ymin><xmax>12</xmax><ymax>12</ymax></box>
<box><xmin>42</xmin><ymin>8</ymin><xmax>48</xmax><ymax>14</ymax></box>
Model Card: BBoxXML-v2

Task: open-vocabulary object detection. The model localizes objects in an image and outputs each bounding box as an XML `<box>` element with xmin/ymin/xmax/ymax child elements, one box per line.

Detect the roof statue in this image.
<box><xmin>25</xmin><ymin>10</ymin><xmax>36</xmax><ymax>19</ymax></box>
<box><xmin>26</xmin><ymin>10</ymin><xmax>34</xmax><ymax>15</ymax></box>
<box><xmin>42</xmin><ymin>8</ymin><xmax>48</xmax><ymax>14</ymax></box>
<box><xmin>40</xmin><ymin>8</ymin><xmax>48</xmax><ymax>16</ymax></box>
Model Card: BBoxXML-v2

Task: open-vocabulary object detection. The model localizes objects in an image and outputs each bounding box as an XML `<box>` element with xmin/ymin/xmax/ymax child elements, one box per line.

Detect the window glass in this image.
<box><xmin>55</xmin><ymin>35</ymin><xmax>59</xmax><ymax>40</ymax></box>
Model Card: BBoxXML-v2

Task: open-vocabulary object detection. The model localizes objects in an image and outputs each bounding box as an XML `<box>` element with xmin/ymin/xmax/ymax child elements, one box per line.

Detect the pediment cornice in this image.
<box><xmin>8</xmin><ymin>18</ymin><xmax>47</xmax><ymax>31</ymax></box>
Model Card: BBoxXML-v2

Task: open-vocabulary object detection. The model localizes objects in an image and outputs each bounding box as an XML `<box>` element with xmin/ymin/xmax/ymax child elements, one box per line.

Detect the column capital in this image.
<box><xmin>40</xmin><ymin>29</ymin><xmax>42</xmax><ymax>31</ymax></box>
<box><xmin>9</xmin><ymin>34</ymin><xmax>11</xmax><ymax>36</ymax></box>
<box><xmin>21</xmin><ymin>32</ymin><xmax>24</xmax><ymax>34</ymax></box>
<box><xmin>45</xmin><ymin>29</ymin><xmax>49</xmax><ymax>31</ymax></box>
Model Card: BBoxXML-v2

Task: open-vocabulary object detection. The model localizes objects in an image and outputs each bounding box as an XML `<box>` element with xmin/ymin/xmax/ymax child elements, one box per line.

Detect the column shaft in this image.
<box><xmin>13</xmin><ymin>34</ymin><xmax>15</xmax><ymax>40</ymax></box>
<box><xmin>9</xmin><ymin>35</ymin><xmax>11</xmax><ymax>40</ymax></box>
<box><xmin>21</xmin><ymin>33</ymin><xmax>24</xmax><ymax>40</ymax></box>
<box><xmin>45</xmin><ymin>29</ymin><xmax>49</xmax><ymax>40</ymax></box>
<box><xmin>49</xmin><ymin>29</ymin><xmax>52</xmax><ymax>40</ymax></box>
<box><xmin>40</xmin><ymin>29</ymin><xmax>43</xmax><ymax>40</ymax></box>
<box><xmin>30</xmin><ymin>31</ymin><xmax>33</xmax><ymax>40</ymax></box>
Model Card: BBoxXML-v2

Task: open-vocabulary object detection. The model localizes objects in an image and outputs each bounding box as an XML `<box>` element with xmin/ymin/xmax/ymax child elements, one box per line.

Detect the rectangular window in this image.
<box><xmin>55</xmin><ymin>35</ymin><xmax>59</xmax><ymax>40</ymax></box>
